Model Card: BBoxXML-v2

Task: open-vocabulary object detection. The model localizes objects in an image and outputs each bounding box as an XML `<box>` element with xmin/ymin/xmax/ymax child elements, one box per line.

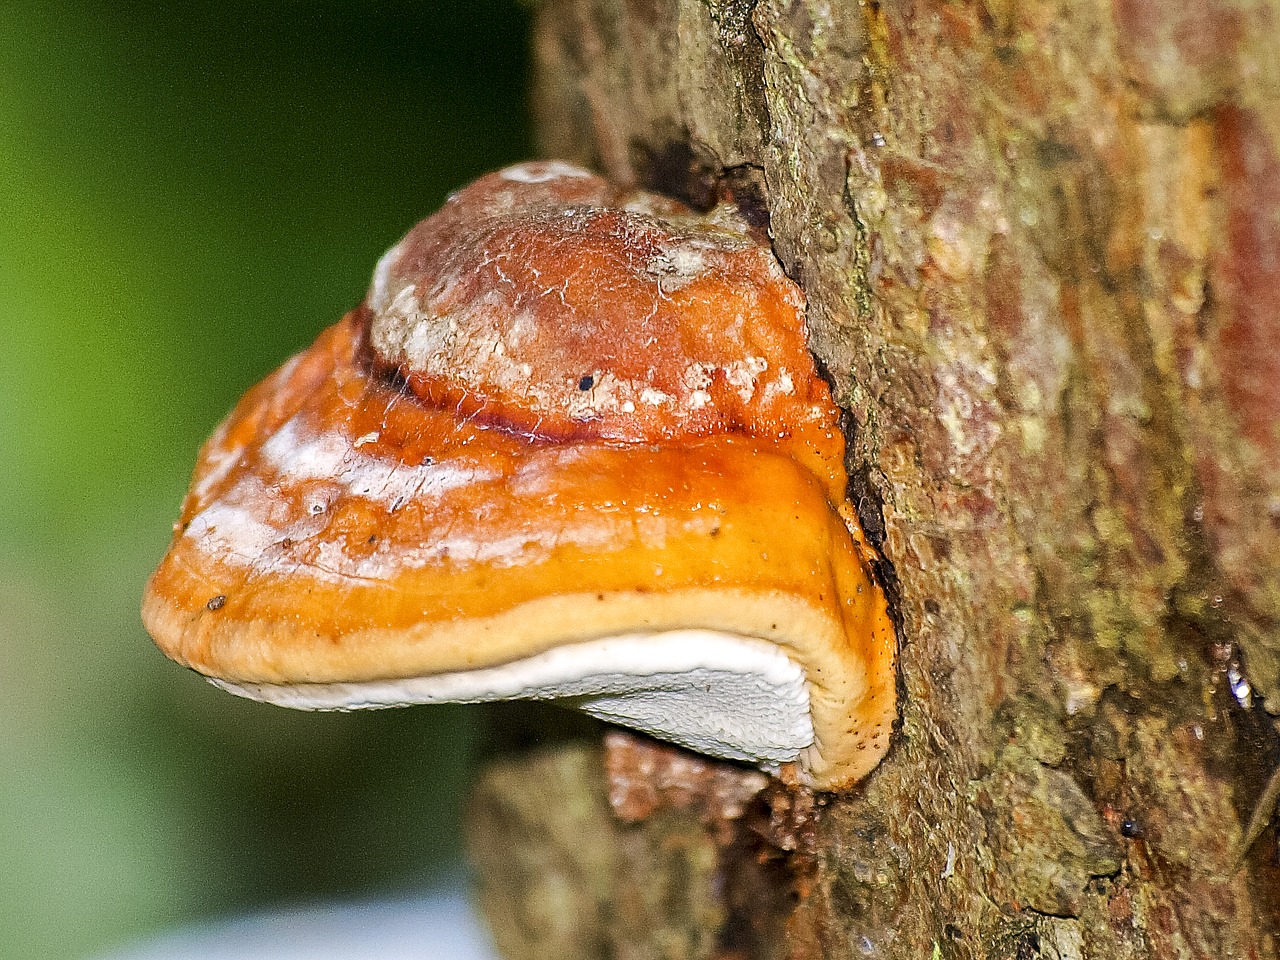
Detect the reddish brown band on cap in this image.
<box><xmin>143</xmin><ymin>161</ymin><xmax>896</xmax><ymax>788</ymax></box>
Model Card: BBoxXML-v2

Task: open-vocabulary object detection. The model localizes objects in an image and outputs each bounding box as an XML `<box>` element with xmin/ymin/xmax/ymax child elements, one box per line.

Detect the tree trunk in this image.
<box><xmin>466</xmin><ymin>1</ymin><xmax>1280</xmax><ymax>956</ymax></box>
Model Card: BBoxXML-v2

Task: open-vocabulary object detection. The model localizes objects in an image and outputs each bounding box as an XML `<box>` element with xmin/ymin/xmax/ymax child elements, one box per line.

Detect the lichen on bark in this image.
<box><xmin>469</xmin><ymin>0</ymin><xmax>1280</xmax><ymax>956</ymax></box>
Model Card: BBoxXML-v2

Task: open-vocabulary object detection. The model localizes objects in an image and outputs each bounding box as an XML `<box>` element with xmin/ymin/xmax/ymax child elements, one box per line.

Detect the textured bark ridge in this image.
<box><xmin>469</xmin><ymin>0</ymin><xmax>1280</xmax><ymax>956</ymax></box>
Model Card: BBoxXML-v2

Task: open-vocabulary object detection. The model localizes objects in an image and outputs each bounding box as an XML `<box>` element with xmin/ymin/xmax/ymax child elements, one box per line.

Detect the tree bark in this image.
<box><xmin>467</xmin><ymin>1</ymin><xmax>1280</xmax><ymax>956</ymax></box>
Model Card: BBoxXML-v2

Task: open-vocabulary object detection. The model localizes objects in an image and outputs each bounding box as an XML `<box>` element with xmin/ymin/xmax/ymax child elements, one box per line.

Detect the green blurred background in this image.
<box><xmin>0</xmin><ymin>2</ymin><xmax>531</xmax><ymax>955</ymax></box>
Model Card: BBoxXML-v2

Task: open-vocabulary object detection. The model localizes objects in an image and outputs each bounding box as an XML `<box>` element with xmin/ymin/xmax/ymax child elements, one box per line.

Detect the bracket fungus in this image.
<box><xmin>142</xmin><ymin>161</ymin><xmax>895</xmax><ymax>789</ymax></box>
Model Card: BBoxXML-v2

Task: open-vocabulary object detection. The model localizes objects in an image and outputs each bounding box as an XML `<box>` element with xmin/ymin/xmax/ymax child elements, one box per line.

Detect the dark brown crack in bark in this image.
<box><xmin>468</xmin><ymin>0</ymin><xmax>1280</xmax><ymax>956</ymax></box>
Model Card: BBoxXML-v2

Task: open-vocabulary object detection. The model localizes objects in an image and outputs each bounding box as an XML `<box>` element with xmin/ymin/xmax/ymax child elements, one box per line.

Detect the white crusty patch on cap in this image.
<box><xmin>181</xmin><ymin>415</ymin><xmax>636</xmax><ymax>582</ymax></box>
<box><xmin>213</xmin><ymin>630</ymin><xmax>815</xmax><ymax>768</ymax></box>
<box><xmin>257</xmin><ymin>418</ymin><xmax>498</xmax><ymax>506</ymax></box>
<box><xmin>498</xmin><ymin>160</ymin><xmax>597</xmax><ymax>184</ymax></box>
<box><xmin>645</xmin><ymin>242</ymin><xmax>710</xmax><ymax>293</ymax></box>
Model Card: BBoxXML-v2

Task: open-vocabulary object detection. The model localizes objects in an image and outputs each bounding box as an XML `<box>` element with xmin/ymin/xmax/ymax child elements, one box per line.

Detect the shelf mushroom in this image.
<box><xmin>142</xmin><ymin>162</ymin><xmax>896</xmax><ymax>789</ymax></box>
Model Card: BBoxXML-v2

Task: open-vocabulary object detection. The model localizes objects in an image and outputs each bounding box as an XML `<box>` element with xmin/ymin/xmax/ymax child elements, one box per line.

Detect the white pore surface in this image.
<box><xmin>213</xmin><ymin>630</ymin><xmax>815</xmax><ymax>767</ymax></box>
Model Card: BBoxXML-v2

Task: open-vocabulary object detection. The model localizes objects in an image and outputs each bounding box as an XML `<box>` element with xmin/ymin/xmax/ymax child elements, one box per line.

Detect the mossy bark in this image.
<box><xmin>467</xmin><ymin>0</ymin><xmax>1280</xmax><ymax>956</ymax></box>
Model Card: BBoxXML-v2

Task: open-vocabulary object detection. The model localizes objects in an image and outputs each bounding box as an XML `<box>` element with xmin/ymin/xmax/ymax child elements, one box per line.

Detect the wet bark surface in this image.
<box><xmin>468</xmin><ymin>0</ymin><xmax>1280</xmax><ymax>956</ymax></box>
